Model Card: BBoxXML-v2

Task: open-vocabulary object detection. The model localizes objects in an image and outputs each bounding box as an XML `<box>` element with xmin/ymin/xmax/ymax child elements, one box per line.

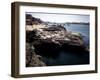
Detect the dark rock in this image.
<box><xmin>26</xmin><ymin>14</ymin><xmax>33</xmax><ymax>25</ymax></box>
<box><xmin>26</xmin><ymin>43</ymin><xmax>46</xmax><ymax>67</ymax></box>
<box><xmin>34</xmin><ymin>40</ymin><xmax>61</xmax><ymax>58</ymax></box>
<box><xmin>26</xmin><ymin>14</ymin><xmax>43</xmax><ymax>25</ymax></box>
<box><xmin>26</xmin><ymin>30</ymin><xmax>39</xmax><ymax>43</ymax></box>
<box><xmin>43</xmin><ymin>25</ymin><xmax>66</xmax><ymax>31</ymax></box>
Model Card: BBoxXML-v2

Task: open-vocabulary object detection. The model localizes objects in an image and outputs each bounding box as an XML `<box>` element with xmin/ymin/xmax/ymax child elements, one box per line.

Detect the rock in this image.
<box><xmin>26</xmin><ymin>14</ymin><xmax>33</xmax><ymax>25</ymax></box>
<box><xmin>26</xmin><ymin>14</ymin><xmax>43</xmax><ymax>25</ymax></box>
<box><xmin>25</xmin><ymin>15</ymin><xmax>89</xmax><ymax>66</ymax></box>
<box><xmin>26</xmin><ymin>24</ymin><xmax>46</xmax><ymax>31</ymax></box>
<box><xmin>26</xmin><ymin>25</ymin><xmax>84</xmax><ymax>46</ymax></box>
<box><xmin>43</xmin><ymin>25</ymin><xmax>66</xmax><ymax>31</ymax></box>
<box><xmin>26</xmin><ymin>43</ymin><xmax>46</xmax><ymax>67</ymax></box>
<box><xmin>26</xmin><ymin>24</ymin><xmax>88</xmax><ymax>59</ymax></box>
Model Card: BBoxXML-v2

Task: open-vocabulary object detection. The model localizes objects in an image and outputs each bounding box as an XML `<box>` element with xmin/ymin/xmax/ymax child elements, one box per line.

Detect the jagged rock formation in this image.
<box><xmin>26</xmin><ymin>25</ymin><xmax>88</xmax><ymax>58</ymax></box>
<box><xmin>26</xmin><ymin>14</ymin><xmax>43</xmax><ymax>25</ymax></box>
<box><xmin>26</xmin><ymin>25</ymin><xmax>84</xmax><ymax>47</ymax></box>
<box><xmin>26</xmin><ymin>43</ymin><xmax>46</xmax><ymax>67</ymax></box>
<box><xmin>26</xmin><ymin>14</ymin><xmax>89</xmax><ymax>67</ymax></box>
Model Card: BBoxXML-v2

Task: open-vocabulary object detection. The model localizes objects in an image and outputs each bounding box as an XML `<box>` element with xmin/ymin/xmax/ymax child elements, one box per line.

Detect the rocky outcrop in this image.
<box><xmin>26</xmin><ymin>43</ymin><xmax>46</xmax><ymax>67</ymax></box>
<box><xmin>26</xmin><ymin>14</ymin><xmax>43</xmax><ymax>25</ymax></box>
<box><xmin>26</xmin><ymin>25</ymin><xmax>84</xmax><ymax>46</ymax></box>
<box><xmin>26</xmin><ymin>25</ymin><xmax>88</xmax><ymax>58</ymax></box>
<box><xmin>26</xmin><ymin>14</ymin><xmax>89</xmax><ymax>67</ymax></box>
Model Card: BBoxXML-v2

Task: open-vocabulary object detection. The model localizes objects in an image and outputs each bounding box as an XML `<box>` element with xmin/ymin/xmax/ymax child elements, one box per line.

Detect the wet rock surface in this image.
<box><xmin>26</xmin><ymin>14</ymin><xmax>89</xmax><ymax>67</ymax></box>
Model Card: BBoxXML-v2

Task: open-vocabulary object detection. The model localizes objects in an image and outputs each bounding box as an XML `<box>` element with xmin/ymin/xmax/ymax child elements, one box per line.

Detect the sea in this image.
<box><xmin>64</xmin><ymin>23</ymin><xmax>89</xmax><ymax>46</ymax></box>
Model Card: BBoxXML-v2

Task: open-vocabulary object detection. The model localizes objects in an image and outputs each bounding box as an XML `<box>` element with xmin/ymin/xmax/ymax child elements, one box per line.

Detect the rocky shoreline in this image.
<box><xmin>26</xmin><ymin>14</ymin><xmax>89</xmax><ymax>67</ymax></box>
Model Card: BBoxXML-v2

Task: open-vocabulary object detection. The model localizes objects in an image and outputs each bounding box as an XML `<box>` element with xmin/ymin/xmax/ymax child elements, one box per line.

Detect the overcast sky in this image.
<box><xmin>26</xmin><ymin>12</ymin><xmax>90</xmax><ymax>23</ymax></box>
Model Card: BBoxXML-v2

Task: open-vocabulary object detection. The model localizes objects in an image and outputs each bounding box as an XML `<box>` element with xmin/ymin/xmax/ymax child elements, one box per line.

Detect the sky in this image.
<box><xmin>26</xmin><ymin>12</ymin><xmax>90</xmax><ymax>23</ymax></box>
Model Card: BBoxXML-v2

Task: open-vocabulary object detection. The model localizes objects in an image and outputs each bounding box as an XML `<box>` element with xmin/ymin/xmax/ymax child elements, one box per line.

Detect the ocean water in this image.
<box><xmin>64</xmin><ymin>24</ymin><xmax>89</xmax><ymax>36</ymax></box>
<box><xmin>64</xmin><ymin>23</ymin><xmax>89</xmax><ymax>47</ymax></box>
<box><xmin>43</xmin><ymin>23</ymin><xmax>90</xmax><ymax>66</ymax></box>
